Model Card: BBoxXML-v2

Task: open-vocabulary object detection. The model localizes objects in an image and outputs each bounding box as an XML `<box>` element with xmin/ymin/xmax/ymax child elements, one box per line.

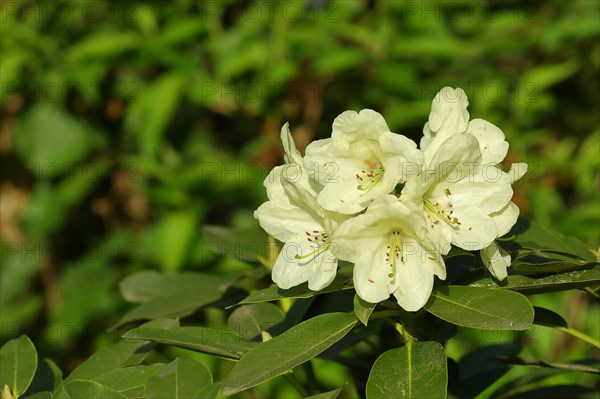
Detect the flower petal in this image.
<box><xmin>272</xmin><ymin>238</ymin><xmax>313</xmax><ymax>289</ymax></box>
<box><xmin>490</xmin><ymin>201</ymin><xmax>520</xmax><ymax>237</ymax></box>
<box><xmin>392</xmin><ymin>238</ymin><xmax>437</xmax><ymax>312</ymax></box>
<box><xmin>446</xmin><ymin>206</ymin><xmax>498</xmax><ymax>251</ymax></box>
<box><xmin>332</xmin><ymin>109</ymin><xmax>390</xmax><ymax>142</ymax></box>
<box><xmin>353</xmin><ymin>237</ymin><xmax>400</xmax><ymax>303</ymax></box>
<box><xmin>307</xmin><ymin>249</ymin><xmax>338</xmax><ymax>291</ymax></box>
<box><xmin>272</xmin><ymin>235</ymin><xmax>336</xmax><ymax>290</ymax></box>
<box><xmin>423</xmin><ymin>87</ymin><xmax>470</xmax><ymax>159</ymax></box>
<box><xmin>508</xmin><ymin>163</ymin><xmax>528</xmax><ymax>183</ymax></box>
<box><xmin>254</xmin><ymin>201</ymin><xmax>322</xmax><ymax>242</ymax></box>
<box><xmin>465</xmin><ymin>119</ymin><xmax>509</xmax><ymax>165</ymax></box>
<box><xmin>280</xmin><ymin>122</ymin><xmax>303</xmax><ymax>165</ymax></box>
<box><xmin>481</xmin><ymin>242</ymin><xmax>511</xmax><ymax>280</ymax></box>
<box><xmin>426</xmin><ymin>133</ymin><xmax>482</xmax><ymax>175</ymax></box>
<box><xmin>428</xmin><ymin>87</ymin><xmax>470</xmax><ymax>134</ymax></box>
<box><xmin>378</xmin><ymin>132</ymin><xmax>424</xmax><ymax>183</ymax></box>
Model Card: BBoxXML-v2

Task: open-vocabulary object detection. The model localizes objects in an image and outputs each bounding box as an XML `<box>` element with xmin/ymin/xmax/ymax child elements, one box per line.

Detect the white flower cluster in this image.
<box><xmin>254</xmin><ymin>87</ymin><xmax>527</xmax><ymax>311</ymax></box>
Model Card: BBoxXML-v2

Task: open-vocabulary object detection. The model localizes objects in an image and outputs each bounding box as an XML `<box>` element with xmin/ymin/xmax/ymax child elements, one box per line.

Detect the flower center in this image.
<box><xmin>356</xmin><ymin>160</ymin><xmax>384</xmax><ymax>191</ymax></box>
<box><xmin>423</xmin><ymin>197</ymin><xmax>462</xmax><ymax>228</ymax></box>
<box><xmin>385</xmin><ymin>229</ymin><xmax>405</xmax><ymax>279</ymax></box>
<box><xmin>295</xmin><ymin>230</ymin><xmax>331</xmax><ymax>263</ymax></box>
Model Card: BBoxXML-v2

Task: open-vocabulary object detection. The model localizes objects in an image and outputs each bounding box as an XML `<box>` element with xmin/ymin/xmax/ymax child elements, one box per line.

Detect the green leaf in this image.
<box><xmin>424</xmin><ymin>286</ymin><xmax>534</xmax><ymax>330</ymax></box>
<box><xmin>22</xmin><ymin>392</ymin><xmax>51</xmax><ymax>399</ymax></box>
<box><xmin>236</xmin><ymin>265</ymin><xmax>353</xmax><ymax>305</ymax></box>
<box><xmin>510</xmin><ymin>218</ymin><xmax>595</xmax><ymax>261</ymax></box>
<box><xmin>228</xmin><ymin>303</ymin><xmax>285</xmax><ymax>341</ymax></box>
<box><xmin>67</xmin><ymin>32</ymin><xmax>141</xmax><ymax>61</ymax></box>
<box><xmin>304</xmin><ymin>386</ymin><xmax>344</xmax><ymax>399</ymax></box>
<box><xmin>115</xmin><ymin>271</ymin><xmax>227</xmax><ymax>327</ymax></box>
<box><xmin>57</xmin><ymin>380</ymin><xmax>128</xmax><ymax>398</ymax></box>
<box><xmin>119</xmin><ymin>271</ymin><xmax>225</xmax><ymax>304</ymax></box>
<box><xmin>13</xmin><ymin>105</ymin><xmax>97</xmax><ymax>177</ymax></box>
<box><xmin>519</xmin><ymin>62</ymin><xmax>579</xmax><ymax>91</ymax></box>
<box><xmin>23</xmin><ymin>358</ymin><xmax>62</xmax><ymax>395</ymax></box>
<box><xmin>64</xmin><ymin>340</ymin><xmax>154</xmax><ymax>383</ymax></box>
<box><xmin>533</xmin><ymin>307</ymin><xmax>568</xmax><ymax>328</ymax></box>
<box><xmin>498</xmin><ymin>355</ymin><xmax>600</xmax><ymax>375</ymax></box>
<box><xmin>222</xmin><ymin>313</ymin><xmax>357</xmax><ymax>395</ymax></box>
<box><xmin>94</xmin><ymin>364</ymin><xmax>165</xmax><ymax>397</ymax></box>
<box><xmin>126</xmin><ymin>73</ymin><xmax>183</xmax><ymax>158</ymax></box>
<box><xmin>469</xmin><ymin>267</ymin><xmax>600</xmax><ymax>294</ymax></box>
<box><xmin>157</xmin><ymin>211</ymin><xmax>198</xmax><ymax>272</ymax></box>
<box><xmin>123</xmin><ymin>327</ymin><xmax>255</xmax><ymax>360</ymax></box>
<box><xmin>366</xmin><ymin>341</ymin><xmax>447</xmax><ymax>399</ymax></box>
<box><xmin>114</xmin><ymin>292</ymin><xmax>224</xmax><ymax>327</ymax></box>
<box><xmin>353</xmin><ymin>295</ymin><xmax>376</xmax><ymax>326</ymax></box>
<box><xmin>145</xmin><ymin>357</ymin><xmax>219</xmax><ymax>399</ymax></box>
<box><xmin>513</xmin><ymin>260</ymin><xmax>599</xmax><ymax>274</ymax></box>
<box><xmin>0</xmin><ymin>335</ymin><xmax>37</xmax><ymax>398</ymax></box>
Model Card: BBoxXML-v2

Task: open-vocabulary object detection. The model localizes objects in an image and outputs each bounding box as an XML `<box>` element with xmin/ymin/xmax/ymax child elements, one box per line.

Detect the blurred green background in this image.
<box><xmin>1</xmin><ymin>0</ymin><xmax>598</xmax><ymax>396</ymax></box>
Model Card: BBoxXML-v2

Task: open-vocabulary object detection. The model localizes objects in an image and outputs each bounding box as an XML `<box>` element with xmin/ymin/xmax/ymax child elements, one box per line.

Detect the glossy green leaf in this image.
<box><xmin>222</xmin><ymin>313</ymin><xmax>357</xmax><ymax>395</ymax></box>
<box><xmin>304</xmin><ymin>386</ymin><xmax>344</xmax><ymax>399</ymax></box>
<box><xmin>114</xmin><ymin>292</ymin><xmax>223</xmax><ymax>327</ymax></box>
<box><xmin>510</xmin><ymin>218</ymin><xmax>595</xmax><ymax>261</ymax></box>
<box><xmin>57</xmin><ymin>380</ymin><xmax>128</xmax><ymax>398</ymax></box>
<box><xmin>424</xmin><ymin>286</ymin><xmax>534</xmax><ymax>330</ymax></box>
<box><xmin>533</xmin><ymin>307</ymin><xmax>568</xmax><ymax>328</ymax></box>
<box><xmin>513</xmin><ymin>261</ymin><xmax>599</xmax><ymax>274</ymax></box>
<box><xmin>0</xmin><ymin>335</ymin><xmax>37</xmax><ymax>398</ymax></box>
<box><xmin>95</xmin><ymin>364</ymin><xmax>165</xmax><ymax>397</ymax></box>
<box><xmin>228</xmin><ymin>303</ymin><xmax>285</xmax><ymax>340</ymax></box>
<box><xmin>123</xmin><ymin>327</ymin><xmax>255</xmax><ymax>360</ymax></box>
<box><xmin>119</xmin><ymin>271</ymin><xmax>225</xmax><ymax>304</ymax></box>
<box><xmin>145</xmin><ymin>357</ymin><xmax>219</xmax><ymax>399</ymax></box>
<box><xmin>64</xmin><ymin>340</ymin><xmax>154</xmax><ymax>383</ymax></box>
<box><xmin>366</xmin><ymin>341</ymin><xmax>447</xmax><ymax>399</ymax></box>
<box><xmin>115</xmin><ymin>271</ymin><xmax>228</xmax><ymax>327</ymax></box>
<box><xmin>469</xmin><ymin>267</ymin><xmax>600</xmax><ymax>293</ymax></box>
<box><xmin>236</xmin><ymin>265</ymin><xmax>353</xmax><ymax>305</ymax></box>
<box><xmin>353</xmin><ymin>295</ymin><xmax>376</xmax><ymax>326</ymax></box>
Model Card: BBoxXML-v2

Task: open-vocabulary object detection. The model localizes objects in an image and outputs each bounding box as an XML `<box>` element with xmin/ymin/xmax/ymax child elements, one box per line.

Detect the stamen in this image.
<box><xmin>424</xmin><ymin>198</ymin><xmax>462</xmax><ymax>228</ymax></box>
<box><xmin>297</xmin><ymin>230</ymin><xmax>331</xmax><ymax>263</ymax></box>
<box><xmin>385</xmin><ymin>229</ymin><xmax>404</xmax><ymax>280</ymax></box>
<box><xmin>356</xmin><ymin>160</ymin><xmax>384</xmax><ymax>191</ymax></box>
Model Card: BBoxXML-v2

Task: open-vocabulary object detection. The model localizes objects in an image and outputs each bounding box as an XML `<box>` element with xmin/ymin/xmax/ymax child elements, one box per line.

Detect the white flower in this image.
<box><xmin>480</xmin><ymin>164</ymin><xmax>528</xmax><ymax>279</ymax></box>
<box><xmin>304</xmin><ymin>109</ymin><xmax>423</xmax><ymax>214</ymax></box>
<box><xmin>402</xmin><ymin>133</ymin><xmax>513</xmax><ymax>253</ymax></box>
<box><xmin>254</xmin><ymin>124</ymin><xmax>343</xmax><ymax>291</ymax></box>
<box><xmin>421</xmin><ymin>87</ymin><xmax>510</xmax><ymax>167</ymax></box>
<box><xmin>420</xmin><ymin>87</ymin><xmax>529</xmax><ymax>280</ymax></box>
<box><xmin>333</xmin><ymin>195</ymin><xmax>446</xmax><ymax>311</ymax></box>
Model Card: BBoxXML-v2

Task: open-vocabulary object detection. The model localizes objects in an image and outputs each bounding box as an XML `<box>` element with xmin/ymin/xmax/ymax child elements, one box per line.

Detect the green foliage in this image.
<box><xmin>366</xmin><ymin>341</ymin><xmax>447</xmax><ymax>399</ymax></box>
<box><xmin>1</xmin><ymin>0</ymin><xmax>598</xmax><ymax>398</ymax></box>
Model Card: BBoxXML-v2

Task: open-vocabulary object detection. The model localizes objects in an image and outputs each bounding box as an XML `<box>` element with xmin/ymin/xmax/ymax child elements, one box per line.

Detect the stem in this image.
<box><xmin>583</xmin><ymin>287</ymin><xmax>600</xmax><ymax>303</ymax></box>
<box><xmin>369</xmin><ymin>310</ymin><xmax>402</xmax><ymax>321</ymax></box>
<box><xmin>283</xmin><ymin>372</ymin><xmax>310</xmax><ymax>397</ymax></box>
<box><xmin>555</xmin><ymin>326</ymin><xmax>600</xmax><ymax>349</ymax></box>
